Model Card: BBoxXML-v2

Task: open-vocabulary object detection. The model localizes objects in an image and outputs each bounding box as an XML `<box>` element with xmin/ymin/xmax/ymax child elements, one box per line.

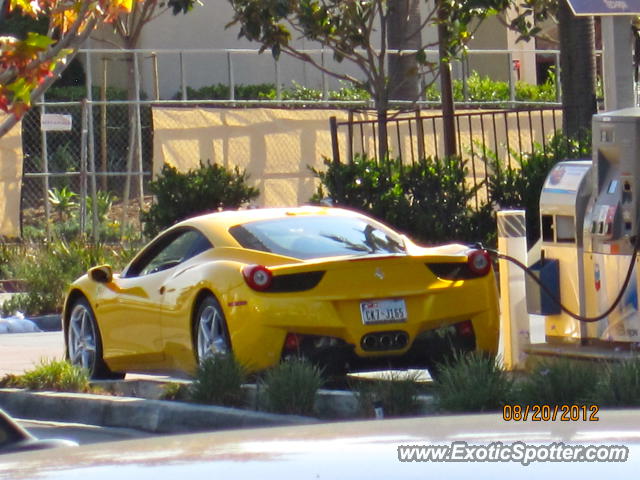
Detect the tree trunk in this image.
<box><xmin>387</xmin><ymin>0</ymin><xmax>422</xmax><ymax>102</ymax></box>
<box><xmin>438</xmin><ymin>3</ymin><xmax>457</xmax><ymax>157</ymax></box>
<box><xmin>558</xmin><ymin>2</ymin><xmax>596</xmax><ymax>138</ymax></box>
<box><xmin>377</xmin><ymin>104</ymin><xmax>389</xmax><ymax>162</ymax></box>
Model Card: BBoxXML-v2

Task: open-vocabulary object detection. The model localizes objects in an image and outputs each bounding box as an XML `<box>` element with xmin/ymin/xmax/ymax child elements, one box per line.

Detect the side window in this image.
<box><xmin>125</xmin><ymin>229</ymin><xmax>213</xmax><ymax>277</ymax></box>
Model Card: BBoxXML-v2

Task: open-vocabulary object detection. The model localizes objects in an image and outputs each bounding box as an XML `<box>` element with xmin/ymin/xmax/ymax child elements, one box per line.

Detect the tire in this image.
<box><xmin>66</xmin><ymin>298</ymin><xmax>124</xmax><ymax>380</ymax></box>
<box><xmin>194</xmin><ymin>294</ymin><xmax>231</xmax><ymax>364</ymax></box>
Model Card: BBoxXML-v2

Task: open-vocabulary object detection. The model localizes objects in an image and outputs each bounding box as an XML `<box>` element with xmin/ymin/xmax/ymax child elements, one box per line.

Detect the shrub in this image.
<box><xmin>179</xmin><ymin>82</ymin><xmax>370</xmax><ymax>102</ymax></box>
<box><xmin>595</xmin><ymin>359</ymin><xmax>640</xmax><ymax>407</ymax></box>
<box><xmin>514</xmin><ymin>358</ymin><xmax>600</xmax><ymax>406</ymax></box>
<box><xmin>424</xmin><ymin>70</ymin><xmax>557</xmax><ymax>104</ymax></box>
<box><xmin>353</xmin><ymin>371</ymin><xmax>422</xmax><ymax>418</ymax></box>
<box><xmin>141</xmin><ymin>162</ymin><xmax>260</xmax><ymax>237</ymax></box>
<box><xmin>485</xmin><ymin>133</ymin><xmax>591</xmax><ymax>246</ymax></box>
<box><xmin>188</xmin><ymin>355</ymin><xmax>247</xmax><ymax>407</ymax></box>
<box><xmin>161</xmin><ymin>382</ymin><xmax>191</xmax><ymax>402</ymax></box>
<box><xmin>7</xmin><ymin>359</ymin><xmax>90</xmax><ymax>393</ymax></box>
<box><xmin>1</xmin><ymin>240</ymin><xmax>136</xmax><ymax>316</ymax></box>
<box><xmin>261</xmin><ymin>358</ymin><xmax>324</xmax><ymax>416</ymax></box>
<box><xmin>433</xmin><ymin>352</ymin><xmax>512</xmax><ymax>412</ymax></box>
<box><xmin>180</xmin><ymin>83</ymin><xmax>276</xmax><ymax>100</ymax></box>
<box><xmin>311</xmin><ymin>154</ymin><xmax>494</xmax><ymax>245</ymax></box>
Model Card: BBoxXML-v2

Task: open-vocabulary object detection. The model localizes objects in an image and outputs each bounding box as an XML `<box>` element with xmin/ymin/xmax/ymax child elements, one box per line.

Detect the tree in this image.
<box><xmin>506</xmin><ymin>0</ymin><xmax>596</xmax><ymax>137</ymax></box>
<box><xmin>387</xmin><ymin>0</ymin><xmax>422</xmax><ymax>102</ymax></box>
<box><xmin>0</xmin><ymin>0</ymin><xmax>142</xmax><ymax>138</ymax></box>
<box><xmin>227</xmin><ymin>0</ymin><xmax>508</xmax><ymax>161</ymax></box>
<box><xmin>95</xmin><ymin>0</ymin><xmax>195</xmax><ymax>222</ymax></box>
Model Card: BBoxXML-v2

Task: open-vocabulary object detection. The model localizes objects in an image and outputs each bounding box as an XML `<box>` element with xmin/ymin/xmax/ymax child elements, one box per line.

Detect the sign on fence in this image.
<box><xmin>40</xmin><ymin>114</ymin><xmax>73</xmax><ymax>132</ymax></box>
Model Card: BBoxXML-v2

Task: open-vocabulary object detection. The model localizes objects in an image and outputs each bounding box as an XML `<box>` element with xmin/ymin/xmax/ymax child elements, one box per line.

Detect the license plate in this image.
<box><xmin>360</xmin><ymin>299</ymin><xmax>407</xmax><ymax>325</ymax></box>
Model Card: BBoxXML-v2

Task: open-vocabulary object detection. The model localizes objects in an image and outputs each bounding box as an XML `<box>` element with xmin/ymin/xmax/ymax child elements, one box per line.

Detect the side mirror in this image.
<box><xmin>89</xmin><ymin>265</ymin><xmax>113</xmax><ymax>284</ymax></box>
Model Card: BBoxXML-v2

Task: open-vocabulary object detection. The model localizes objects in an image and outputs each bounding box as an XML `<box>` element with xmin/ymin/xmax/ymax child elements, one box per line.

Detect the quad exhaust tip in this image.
<box><xmin>361</xmin><ymin>331</ymin><xmax>409</xmax><ymax>351</ymax></box>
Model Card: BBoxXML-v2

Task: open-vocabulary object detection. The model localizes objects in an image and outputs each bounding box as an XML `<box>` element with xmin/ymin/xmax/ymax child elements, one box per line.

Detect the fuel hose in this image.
<box><xmin>484</xmin><ymin>244</ymin><xmax>638</xmax><ymax>323</ymax></box>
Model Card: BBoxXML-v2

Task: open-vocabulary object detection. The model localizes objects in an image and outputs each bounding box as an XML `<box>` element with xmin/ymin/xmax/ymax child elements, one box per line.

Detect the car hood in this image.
<box><xmin>2</xmin><ymin>410</ymin><xmax>640</xmax><ymax>479</ymax></box>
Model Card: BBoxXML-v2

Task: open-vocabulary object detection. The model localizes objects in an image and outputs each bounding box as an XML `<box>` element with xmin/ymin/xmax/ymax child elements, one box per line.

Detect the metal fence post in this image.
<box><xmin>79</xmin><ymin>99</ymin><xmax>88</xmax><ymax>235</ymax></box>
<box><xmin>329</xmin><ymin>116</ymin><xmax>340</xmax><ymax>164</ymax></box>
<box><xmin>100</xmin><ymin>57</ymin><xmax>109</xmax><ymax>191</ymax></box>
<box><xmin>275</xmin><ymin>58</ymin><xmax>281</xmax><ymax>102</ymax></box>
<box><xmin>180</xmin><ymin>52</ymin><xmax>187</xmax><ymax>101</ymax></box>
<box><xmin>134</xmin><ymin>52</ymin><xmax>144</xmax><ymax>219</ymax></box>
<box><xmin>39</xmin><ymin>99</ymin><xmax>51</xmax><ymax>241</ymax></box>
<box><xmin>85</xmin><ymin>51</ymin><xmax>99</xmax><ymax>242</ymax></box>
<box><xmin>227</xmin><ymin>51</ymin><xmax>235</xmax><ymax>103</ymax></box>
<box><xmin>321</xmin><ymin>49</ymin><xmax>328</xmax><ymax>104</ymax></box>
<box><xmin>508</xmin><ymin>51</ymin><xmax>516</xmax><ymax>106</ymax></box>
<box><xmin>151</xmin><ymin>52</ymin><xmax>160</xmax><ymax>101</ymax></box>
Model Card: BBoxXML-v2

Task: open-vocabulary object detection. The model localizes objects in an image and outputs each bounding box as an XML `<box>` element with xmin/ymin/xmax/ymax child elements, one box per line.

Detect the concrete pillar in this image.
<box><xmin>602</xmin><ymin>16</ymin><xmax>636</xmax><ymax>111</ymax></box>
<box><xmin>497</xmin><ymin>210</ymin><xmax>530</xmax><ymax>370</ymax></box>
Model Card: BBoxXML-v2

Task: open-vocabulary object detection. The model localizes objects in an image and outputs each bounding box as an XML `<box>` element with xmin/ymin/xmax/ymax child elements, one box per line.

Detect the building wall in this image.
<box><xmin>84</xmin><ymin>1</ymin><xmax>535</xmax><ymax>100</ymax></box>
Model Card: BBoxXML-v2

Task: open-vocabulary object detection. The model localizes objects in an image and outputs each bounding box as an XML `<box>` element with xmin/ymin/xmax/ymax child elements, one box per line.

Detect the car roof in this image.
<box><xmin>3</xmin><ymin>411</ymin><xmax>640</xmax><ymax>479</ymax></box>
<box><xmin>172</xmin><ymin>206</ymin><xmax>374</xmax><ymax>248</ymax></box>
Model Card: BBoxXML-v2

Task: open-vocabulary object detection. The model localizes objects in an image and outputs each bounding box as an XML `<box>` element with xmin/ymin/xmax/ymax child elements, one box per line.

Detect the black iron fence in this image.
<box><xmin>329</xmin><ymin>107</ymin><xmax>564</xmax><ymax>204</ymax></box>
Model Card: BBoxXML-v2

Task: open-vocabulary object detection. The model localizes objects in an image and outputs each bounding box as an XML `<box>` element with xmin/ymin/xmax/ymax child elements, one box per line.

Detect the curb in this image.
<box><xmin>95</xmin><ymin>380</ymin><xmax>437</xmax><ymax>419</ymax></box>
<box><xmin>0</xmin><ymin>389</ymin><xmax>317</xmax><ymax>434</ymax></box>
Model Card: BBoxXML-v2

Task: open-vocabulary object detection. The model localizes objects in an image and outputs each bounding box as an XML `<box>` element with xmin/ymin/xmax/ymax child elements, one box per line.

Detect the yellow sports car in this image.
<box><xmin>63</xmin><ymin>207</ymin><xmax>499</xmax><ymax>378</ymax></box>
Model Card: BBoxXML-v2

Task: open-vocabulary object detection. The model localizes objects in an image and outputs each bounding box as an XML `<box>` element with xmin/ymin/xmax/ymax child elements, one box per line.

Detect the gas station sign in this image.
<box><xmin>566</xmin><ymin>0</ymin><xmax>640</xmax><ymax>16</ymax></box>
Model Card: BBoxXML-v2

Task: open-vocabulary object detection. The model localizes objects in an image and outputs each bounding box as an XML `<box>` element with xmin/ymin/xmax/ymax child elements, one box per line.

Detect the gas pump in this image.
<box><xmin>527</xmin><ymin>107</ymin><xmax>640</xmax><ymax>352</ymax></box>
<box><xmin>529</xmin><ymin>160</ymin><xmax>592</xmax><ymax>344</ymax></box>
<box><xmin>582</xmin><ymin>108</ymin><xmax>640</xmax><ymax>344</ymax></box>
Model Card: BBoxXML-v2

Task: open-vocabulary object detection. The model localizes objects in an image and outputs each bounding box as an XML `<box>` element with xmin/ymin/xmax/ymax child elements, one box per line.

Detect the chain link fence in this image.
<box><xmin>14</xmin><ymin>47</ymin><xmax>573</xmax><ymax>242</ymax></box>
<box><xmin>20</xmin><ymin>99</ymin><xmax>152</xmax><ymax>242</ymax></box>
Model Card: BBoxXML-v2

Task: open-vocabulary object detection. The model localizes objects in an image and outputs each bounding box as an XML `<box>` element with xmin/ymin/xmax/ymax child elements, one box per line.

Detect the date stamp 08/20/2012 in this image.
<box><xmin>502</xmin><ymin>404</ymin><xmax>600</xmax><ymax>422</ymax></box>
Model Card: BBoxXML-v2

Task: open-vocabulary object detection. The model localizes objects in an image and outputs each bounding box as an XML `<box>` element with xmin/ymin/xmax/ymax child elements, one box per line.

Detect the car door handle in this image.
<box><xmin>159</xmin><ymin>286</ymin><xmax>165</xmax><ymax>294</ymax></box>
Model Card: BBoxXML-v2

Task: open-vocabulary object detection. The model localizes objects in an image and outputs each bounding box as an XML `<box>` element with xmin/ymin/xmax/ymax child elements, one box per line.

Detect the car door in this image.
<box><xmin>97</xmin><ymin>227</ymin><xmax>212</xmax><ymax>369</ymax></box>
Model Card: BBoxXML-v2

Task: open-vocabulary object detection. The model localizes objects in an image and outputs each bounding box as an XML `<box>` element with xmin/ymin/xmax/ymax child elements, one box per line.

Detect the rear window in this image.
<box><xmin>229</xmin><ymin>215</ymin><xmax>406</xmax><ymax>260</ymax></box>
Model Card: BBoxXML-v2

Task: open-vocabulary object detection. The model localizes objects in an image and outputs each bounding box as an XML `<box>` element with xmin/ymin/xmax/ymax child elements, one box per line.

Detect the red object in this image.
<box><xmin>456</xmin><ymin>320</ymin><xmax>474</xmax><ymax>337</ymax></box>
<box><xmin>284</xmin><ymin>333</ymin><xmax>301</xmax><ymax>351</ymax></box>
<box><xmin>467</xmin><ymin>250</ymin><xmax>491</xmax><ymax>276</ymax></box>
<box><xmin>242</xmin><ymin>265</ymin><xmax>273</xmax><ymax>291</ymax></box>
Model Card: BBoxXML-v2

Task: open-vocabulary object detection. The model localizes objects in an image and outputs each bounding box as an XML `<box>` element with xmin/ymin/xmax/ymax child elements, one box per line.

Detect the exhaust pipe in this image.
<box><xmin>361</xmin><ymin>331</ymin><xmax>409</xmax><ymax>351</ymax></box>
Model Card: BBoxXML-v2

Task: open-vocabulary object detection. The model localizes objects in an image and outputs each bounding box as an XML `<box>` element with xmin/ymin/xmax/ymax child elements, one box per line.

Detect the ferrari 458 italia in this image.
<box><xmin>63</xmin><ymin>207</ymin><xmax>499</xmax><ymax>378</ymax></box>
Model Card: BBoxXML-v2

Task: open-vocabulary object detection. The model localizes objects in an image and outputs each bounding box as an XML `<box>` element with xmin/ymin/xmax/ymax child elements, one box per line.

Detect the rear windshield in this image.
<box><xmin>229</xmin><ymin>215</ymin><xmax>406</xmax><ymax>260</ymax></box>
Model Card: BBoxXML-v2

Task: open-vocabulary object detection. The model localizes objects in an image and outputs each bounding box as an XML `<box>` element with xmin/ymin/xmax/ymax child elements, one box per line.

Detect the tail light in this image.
<box><xmin>467</xmin><ymin>250</ymin><xmax>491</xmax><ymax>276</ymax></box>
<box><xmin>242</xmin><ymin>264</ymin><xmax>273</xmax><ymax>291</ymax></box>
<box><xmin>456</xmin><ymin>320</ymin><xmax>474</xmax><ymax>337</ymax></box>
<box><xmin>283</xmin><ymin>333</ymin><xmax>302</xmax><ymax>352</ymax></box>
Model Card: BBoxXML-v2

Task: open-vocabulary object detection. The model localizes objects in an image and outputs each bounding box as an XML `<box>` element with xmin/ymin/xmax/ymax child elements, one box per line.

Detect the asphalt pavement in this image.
<box><xmin>0</xmin><ymin>332</ymin><xmax>64</xmax><ymax>377</ymax></box>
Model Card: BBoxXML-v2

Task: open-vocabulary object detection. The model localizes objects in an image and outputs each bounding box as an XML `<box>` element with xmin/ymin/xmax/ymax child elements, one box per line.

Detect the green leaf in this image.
<box><xmin>23</xmin><ymin>32</ymin><xmax>54</xmax><ymax>49</ymax></box>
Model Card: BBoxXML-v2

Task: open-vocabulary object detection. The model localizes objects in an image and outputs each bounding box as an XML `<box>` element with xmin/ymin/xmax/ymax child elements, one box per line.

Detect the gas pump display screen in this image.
<box><xmin>543</xmin><ymin>165</ymin><xmax>591</xmax><ymax>194</ymax></box>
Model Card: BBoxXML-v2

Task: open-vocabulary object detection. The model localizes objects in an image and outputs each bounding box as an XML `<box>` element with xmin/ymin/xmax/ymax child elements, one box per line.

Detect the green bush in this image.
<box><xmin>177</xmin><ymin>81</ymin><xmax>370</xmax><ymax>102</ymax></box>
<box><xmin>141</xmin><ymin>162</ymin><xmax>260</xmax><ymax>237</ymax></box>
<box><xmin>180</xmin><ymin>83</ymin><xmax>276</xmax><ymax>100</ymax></box>
<box><xmin>5</xmin><ymin>359</ymin><xmax>90</xmax><ymax>393</ymax></box>
<box><xmin>425</xmin><ymin>70</ymin><xmax>557</xmax><ymax>104</ymax></box>
<box><xmin>311</xmin><ymin>154</ymin><xmax>494</xmax><ymax>245</ymax></box>
<box><xmin>161</xmin><ymin>382</ymin><xmax>191</xmax><ymax>402</ymax></box>
<box><xmin>594</xmin><ymin>359</ymin><xmax>640</xmax><ymax>407</ymax></box>
<box><xmin>261</xmin><ymin>358</ymin><xmax>324</xmax><ymax>416</ymax></box>
<box><xmin>514</xmin><ymin>358</ymin><xmax>600</xmax><ymax>406</ymax></box>
<box><xmin>353</xmin><ymin>371</ymin><xmax>422</xmax><ymax>418</ymax></box>
<box><xmin>433</xmin><ymin>352</ymin><xmax>512</xmax><ymax>412</ymax></box>
<box><xmin>1</xmin><ymin>240</ymin><xmax>136</xmax><ymax>316</ymax></box>
<box><xmin>188</xmin><ymin>355</ymin><xmax>247</xmax><ymax>407</ymax></box>
<box><xmin>485</xmin><ymin>133</ymin><xmax>591</xmax><ymax>246</ymax></box>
